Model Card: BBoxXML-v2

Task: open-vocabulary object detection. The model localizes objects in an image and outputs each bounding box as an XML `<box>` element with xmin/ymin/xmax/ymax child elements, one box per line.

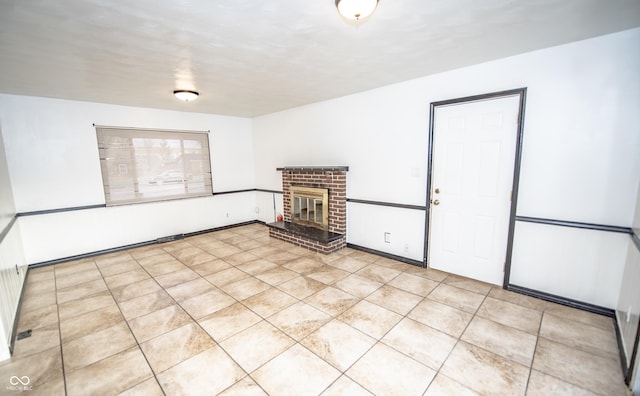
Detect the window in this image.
<box><xmin>96</xmin><ymin>126</ymin><xmax>212</xmax><ymax>206</ymax></box>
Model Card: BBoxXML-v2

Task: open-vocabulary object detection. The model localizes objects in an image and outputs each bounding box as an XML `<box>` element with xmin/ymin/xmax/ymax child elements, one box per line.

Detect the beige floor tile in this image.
<box><xmin>62</xmin><ymin>322</ymin><xmax>136</xmax><ymax>372</ymax></box>
<box><xmin>26</xmin><ymin>267</ymin><xmax>55</xmax><ymax>283</ymax></box>
<box><xmin>0</xmin><ymin>347</ymin><xmax>63</xmax><ymax>391</ymax></box>
<box><xmin>355</xmin><ymin>264</ymin><xmax>401</xmax><ymax>283</ymax></box>
<box><xmin>11</xmin><ymin>324</ymin><xmax>60</xmax><ymax>359</ymax></box>
<box><xmin>224</xmin><ymin>251</ymin><xmax>260</xmax><ymax>266</ymax></box>
<box><xmin>265</xmin><ymin>250</ymin><xmax>300</xmax><ymax>265</ymax></box>
<box><xmin>205</xmin><ymin>267</ymin><xmax>250</xmax><ymax>287</ymax></box>
<box><xmin>252</xmin><ymin>344</ymin><xmax>341</xmax><ymax>396</ymax></box>
<box><xmin>58</xmin><ymin>291</ymin><xmax>116</xmax><ymax>321</ymax></box>
<box><xmin>170</xmin><ymin>247</ymin><xmax>216</xmax><ymax>266</ymax></box>
<box><xmin>129</xmin><ymin>246</ymin><xmax>166</xmax><ymax>260</ymax></box>
<box><xmin>321</xmin><ymin>375</ymin><xmax>374</xmax><ymax>396</ymax></box>
<box><xmin>118</xmin><ymin>289</ymin><xmax>174</xmax><ymax>320</ymax></box>
<box><xmin>268</xmin><ymin>301</ymin><xmax>332</xmax><ymax>341</ymax></box>
<box><xmin>255</xmin><ymin>266</ymin><xmax>299</xmax><ymax>286</ymax></box>
<box><xmin>382</xmin><ymin>317</ymin><xmax>457</xmax><ymax>370</ymax></box>
<box><xmin>347</xmin><ymin>342</ymin><xmax>436</xmax><ymax>396</ymax></box>
<box><xmin>59</xmin><ymin>304</ymin><xmax>124</xmax><ymax>342</ymax></box>
<box><xmin>16</xmin><ymin>304</ymin><xmax>58</xmax><ymax>332</ymax></box>
<box><xmin>137</xmin><ymin>253</ymin><xmax>176</xmax><ymax>267</ymax></box>
<box><xmin>305</xmin><ymin>286</ymin><xmax>360</xmax><ymax>316</ymax></box>
<box><xmin>23</xmin><ymin>278</ymin><xmax>56</xmax><ymax>296</ymax></box>
<box><xmin>326</xmin><ymin>256</ymin><xmax>370</xmax><ymax>273</ymax></box>
<box><xmin>128</xmin><ymin>304</ymin><xmax>192</xmax><ymax>343</ymax></box>
<box><xmin>96</xmin><ymin>258</ymin><xmax>140</xmax><ymax>278</ymax></box>
<box><xmin>540</xmin><ymin>312</ymin><xmax>619</xmax><ymax>359</ymax></box>
<box><xmin>66</xmin><ymin>347</ymin><xmax>153</xmax><ymax>396</ymax></box>
<box><xmin>158</xmin><ymin>346</ymin><xmax>246</xmax><ymax>395</ymax></box>
<box><xmin>532</xmin><ymin>338</ymin><xmax>626</xmax><ymax>396</ymax></box>
<box><xmin>242</xmin><ymin>287</ymin><xmax>298</xmax><ymax>318</ymax></box>
<box><xmin>282</xmin><ymin>256</ymin><xmax>326</xmax><ymax>274</ymax></box>
<box><xmin>141</xmin><ymin>322</ymin><xmax>216</xmax><ymax>373</ymax></box>
<box><xmin>220</xmin><ymin>320</ymin><xmax>295</xmax><ymax>373</ymax></box>
<box><xmin>236</xmin><ymin>238</ymin><xmax>265</xmax><ymax>251</ymax></box>
<box><xmin>154</xmin><ymin>267</ymin><xmax>199</xmax><ymax>288</ymax></box>
<box><xmin>306</xmin><ymin>265</ymin><xmax>350</xmax><ymax>285</ymax></box>
<box><xmin>333</xmin><ymin>274</ymin><xmax>383</xmax><ymax>298</ymax></box>
<box><xmin>487</xmin><ymin>287</ymin><xmax>547</xmax><ymax>311</ymax></box>
<box><xmin>219</xmin><ymin>376</ymin><xmax>268</xmax><ymax>396</ymax></box>
<box><xmin>461</xmin><ymin>316</ymin><xmax>537</xmax><ymax>366</ymax></box>
<box><xmin>424</xmin><ymin>373</ymin><xmax>479</xmax><ymax>396</ymax></box>
<box><xmin>526</xmin><ymin>370</ymin><xmax>599</xmax><ymax>396</ymax></box>
<box><xmin>339</xmin><ymin>300</ymin><xmax>402</xmax><ymax>339</ymax></box>
<box><xmin>373</xmin><ymin>257</ymin><xmax>410</xmax><ymax>271</ymax></box>
<box><xmin>165</xmin><ymin>277</ymin><xmax>216</xmax><ymax>302</ymax></box>
<box><xmin>365</xmin><ymin>285</ymin><xmax>423</xmax><ymax>315</ymax></box>
<box><xmin>199</xmin><ymin>302</ymin><xmax>262</xmax><ymax>342</ymax></box>
<box><xmin>544</xmin><ymin>302</ymin><xmax>614</xmax><ymax>331</ymax></box>
<box><xmin>427</xmin><ymin>283</ymin><xmax>485</xmax><ymax>313</ymax></box>
<box><xmin>160</xmin><ymin>240</ymin><xmax>194</xmax><ymax>252</ymax></box>
<box><xmin>476</xmin><ymin>296</ymin><xmax>542</xmax><ymax>334</ymax></box>
<box><xmin>25</xmin><ymin>375</ymin><xmax>66</xmax><ymax>396</ymax></box>
<box><xmin>119</xmin><ymin>377</ymin><xmax>165</xmax><ymax>396</ymax></box>
<box><xmin>54</xmin><ymin>260</ymin><xmax>98</xmax><ymax>278</ymax></box>
<box><xmin>110</xmin><ymin>278</ymin><xmax>163</xmax><ymax>303</ymax></box>
<box><xmin>190</xmin><ymin>259</ymin><xmax>232</xmax><ymax>276</ymax></box>
<box><xmin>103</xmin><ymin>268</ymin><xmax>150</xmax><ymax>289</ymax></box>
<box><xmin>221</xmin><ymin>277</ymin><xmax>271</xmax><ymax>300</ymax></box>
<box><xmin>301</xmin><ymin>319</ymin><xmax>376</xmax><ymax>371</ymax></box>
<box><xmin>404</xmin><ymin>266</ymin><xmax>449</xmax><ymax>282</ymax></box>
<box><xmin>277</xmin><ymin>276</ymin><xmax>327</xmax><ymax>299</ymax></box>
<box><xmin>441</xmin><ymin>341</ymin><xmax>528</xmax><ymax>396</ymax></box>
<box><xmin>236</xmin><ymin>259</ymin><xmax>279</xmax><ymax>275</ymax></box>
<box><xmin>93</xmin><ymin>253</ymin><xmax>133</xmax><ymax>267</ymax></box>
<box><xmin>20</xmin><ymin>291</ymin><xmax>57</xmax><ymax>313</ymax></box>
<box><xmin>408</xmin><ymin>299</ymin><xmax>473</xmax><ymax>338</ymax></box>
<box><xmin>349</xmin><ymin>251</ymin><xmax>381</xmax><ymax>264</ymax></box>
<box><xmin>56</xmin><ymin>278</ymin><xmax>108</xmax><ymax>304</ymax></box>
<box><xmin>144</xmin><ymin>260</ymin><xmax>188</xmax><ymax>277</ymax></box>
<box><xmin>180</xmin><ymin>288</ymin><xmax>236</xmax><ymax>319</ymax></box>
<box><xmin>388</xmin><ymin>272</ymin><xmax>439</xmax><ymax>296</ymax></box>
<box><xmin>206</xmin><ymin>243</ymin><xmax>243</xmax><ymax>258</ymax></box>
<box><xmin>443</xmin><ymin>274</ymin><xmax>493</xmax><ymax>295</ymax></box>
<box><xmin>55</xmin><ymin>268</ymin><xmax>102</xmax><ymax>289</ymax></box>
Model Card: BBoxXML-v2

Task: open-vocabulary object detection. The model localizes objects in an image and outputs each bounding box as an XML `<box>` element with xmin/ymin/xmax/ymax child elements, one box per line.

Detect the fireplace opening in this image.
<box><xmin>290</xmin><ymin>186</ymin><xmax>328</xmax><ymax>230</ymax></box>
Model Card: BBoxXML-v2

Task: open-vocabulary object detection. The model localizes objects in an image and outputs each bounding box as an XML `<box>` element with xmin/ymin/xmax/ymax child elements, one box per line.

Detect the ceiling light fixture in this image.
<box><xmin>335</xmin><ymin>0</ymin><xmax>379</xmax><ymax>20</ymax></box>
<box><xmin>173</xmin><ymin>90</ymin><xmax>199</xmax><ymax>102</ymax></box>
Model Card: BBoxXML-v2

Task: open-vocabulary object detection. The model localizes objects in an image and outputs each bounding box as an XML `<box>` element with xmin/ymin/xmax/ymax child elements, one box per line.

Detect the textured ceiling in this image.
<box><xmin>1</xmin><ymin>0</ymin><xmax>639</xmax><ymax>117</ymax></box>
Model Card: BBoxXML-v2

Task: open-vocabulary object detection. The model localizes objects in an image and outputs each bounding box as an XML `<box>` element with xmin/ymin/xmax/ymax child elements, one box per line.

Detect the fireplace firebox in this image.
<box><xmin>290</xmin><ymin>186</ymin><xmax>329</xmax><ymax>230</ymax></box>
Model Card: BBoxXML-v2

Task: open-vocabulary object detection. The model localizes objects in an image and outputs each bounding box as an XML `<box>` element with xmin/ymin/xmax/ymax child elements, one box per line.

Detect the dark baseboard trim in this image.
<box><xmin>346</xmin><ymin>243</ymin><xmax>423</xmax><ymax>267</ymax></box>
<box><xmin>212</xmin><ymin>189</ymin><xmax>255</xmax><ymax>196</ymax></box>
<box><xmin>631</xmin><ymin>231</ymin><xmax>640</xmax><ymax>253</ymax></box>
<box><xmin>347</xmin><ymin>199</ymin><xmax>427</xmax><ymax>211</ymax></box>
<box><xmin>507</xmin><ymin>284</ymin><xmax>614</xmax><ymax>317</ymax></box>
<box><xmin>515</xmin><ymin>216</ymin><xmax>630</xmax><ymax>234</ymax></box>
<box><xmin>28</xmin><ymin>220</ymin><xmax>264</xmax><ymax>269</ymax></box>
<box><xmin>612</xmin><ymin>313</ymin><xmax>633</xmax><ymax>384</ymax></box>
<box><xmin>0</xmin><ymin>215</ymin><xmax>18</xmax><ymax>245</ymax></box>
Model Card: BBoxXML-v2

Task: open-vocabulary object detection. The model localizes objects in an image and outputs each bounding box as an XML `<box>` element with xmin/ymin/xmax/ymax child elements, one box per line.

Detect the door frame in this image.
<box><xmin>423</xmin><ymin>88</ymin><xmax>527</xmax><ymax>287</ymax></box>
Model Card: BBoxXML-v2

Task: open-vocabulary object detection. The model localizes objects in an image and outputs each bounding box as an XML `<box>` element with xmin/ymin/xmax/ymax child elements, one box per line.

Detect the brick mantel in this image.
<box><xmin>268</xmin><ymin>166</ymin><xmax>348</xmax><ymax>253</ymax></box>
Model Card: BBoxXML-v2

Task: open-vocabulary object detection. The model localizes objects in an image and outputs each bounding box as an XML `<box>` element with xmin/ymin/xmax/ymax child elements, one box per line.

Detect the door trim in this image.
<box><xmin>423</xmin><ymin>88</ymin><xmax>528</xmax><ymax>287</ymax></box>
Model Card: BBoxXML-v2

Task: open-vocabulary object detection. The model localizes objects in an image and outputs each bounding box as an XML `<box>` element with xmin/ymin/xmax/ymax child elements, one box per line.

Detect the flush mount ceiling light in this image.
<box><xmin>335</xmin><ymin>0</ymin><xmax>379</xmax><ymax>20</ymax></box>
<box><xmin>173</xmin><ymin>90</ymin><xmax>199</xmax><ymax>102</ymax></box>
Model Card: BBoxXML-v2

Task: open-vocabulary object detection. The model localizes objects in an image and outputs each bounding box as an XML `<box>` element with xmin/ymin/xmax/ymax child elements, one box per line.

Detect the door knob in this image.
<box><xmin>433</xmin><ymin>199</ymin><xmax>440</xmax><ymax>206</ymax></box>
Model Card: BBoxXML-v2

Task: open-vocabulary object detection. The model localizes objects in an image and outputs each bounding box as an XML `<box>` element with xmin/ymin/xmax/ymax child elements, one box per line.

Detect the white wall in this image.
<box><xmin>253</xmin><ymin>28</ymin><xmax>640</xmax><ymax>307</ymax></box>
<box><xmin>0</xmin><ymin>95</ymin><xmax>256</xmax><ymax>263</ymax></box>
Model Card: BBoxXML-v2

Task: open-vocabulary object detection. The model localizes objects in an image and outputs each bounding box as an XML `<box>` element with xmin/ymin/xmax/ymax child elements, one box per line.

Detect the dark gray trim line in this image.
<box><xmin>424</xmin><ymin>88</ymin><xmax>528</xmax><ymax>281</ymax></box>
<box><xmin>631</xmin><ymin>231</ymin><xmax>640</xmax><ymax>253</ymax></box>
<box><xmin>347</xmin><ymin>199</ymin><xmax>427</xmax><ymax>211</ymax></box>
<box><xmin>16</xmin><ymin>204</ymin><xmax>107</xmax><ymax>217</ymax></box>
<box><xmin>28</xmin><ymin>220</ymin><xmax>264</xmax><ymax>269</ymax></box>
<box><xmin>276</xmin><ymin>166</ymin><xmax>349</xmax><ymax>172</ymax></box>
<box><xmin>255</xmin><ymin>189</ymin><xmax>283</xmax><ymax>194</ymax></box>
<box><xmin>9</xmin><ymin>270</ymin><xmax>28</xmax><ymax>356</ymax></box>
<box><xmin>625</xmin><ymin>317</ymin><xmax>640</xmax><ymax>384</ymax></box>
<box><xmin>507</xmin><ymin>284</ymin><xmax>614</xmax><ymax>317</ymax></box>
<box><xmin>346</xmin><ymin>243</ymin><xmax>423</xmax><ymax>267</ymax></box>
<box><xmin>212</xmin><ymin>189</ymin><xmax>255</xmax><ymax>196</ymax></box>
<box><xmin>516</xmin><ymin>216</ymin><xmax>631</xmax><ymax>234</ymax></box>
<box><xmin>0</xmin><ymin>215</ymin><xmax>18</xmax><ymax>245</ymax></box>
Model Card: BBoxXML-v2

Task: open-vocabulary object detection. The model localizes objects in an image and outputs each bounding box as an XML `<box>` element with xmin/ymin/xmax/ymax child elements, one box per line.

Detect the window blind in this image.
<box><xmin>96</xmin><ymin>126</ymin><xmax>213</xmax><ymax>206</ymax></box>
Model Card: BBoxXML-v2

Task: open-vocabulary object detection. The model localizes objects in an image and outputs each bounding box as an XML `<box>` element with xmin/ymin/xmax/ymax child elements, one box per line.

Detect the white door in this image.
<box><xmin>428</xmin><ymin>95</ymin><xmax>520</xmax><ymax>285</ymax></box>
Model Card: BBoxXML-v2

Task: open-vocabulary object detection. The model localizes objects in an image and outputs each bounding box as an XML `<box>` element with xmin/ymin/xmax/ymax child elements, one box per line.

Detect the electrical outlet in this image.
<box><xmin>403</xmin><ymin>243</ymin><xmax>409</xmax><ymax>253</ymax></box>
<box><xmin>384</xmin><ymin>232</ymin><xmax>391</xmax><ymax>243</ymax></box>
<box><xmin>226</xmin><ymin>213</ymin><xmax>230</xmax><ymax>218</ymax></box>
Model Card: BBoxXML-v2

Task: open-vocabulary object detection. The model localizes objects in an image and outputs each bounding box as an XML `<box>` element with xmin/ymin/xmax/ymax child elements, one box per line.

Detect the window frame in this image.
<box><xmin>96</xmin><ymin>126</ymin><xmax>213</xmax><ymax>206</ymax></box>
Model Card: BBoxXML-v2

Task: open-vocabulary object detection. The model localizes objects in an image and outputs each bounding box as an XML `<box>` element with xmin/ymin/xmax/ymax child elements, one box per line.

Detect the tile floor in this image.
<box><xmin>0</xmin><ymin>224</ymin><xmax>629</xmax><ymax>395</ymax></box>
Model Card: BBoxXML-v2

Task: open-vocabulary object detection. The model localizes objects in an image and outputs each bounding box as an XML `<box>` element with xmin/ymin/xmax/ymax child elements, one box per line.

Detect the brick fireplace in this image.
<box><xmin>267</xmin><ymin>166</ymin><xmax>348</xmax><ymax>254</ymax></box>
